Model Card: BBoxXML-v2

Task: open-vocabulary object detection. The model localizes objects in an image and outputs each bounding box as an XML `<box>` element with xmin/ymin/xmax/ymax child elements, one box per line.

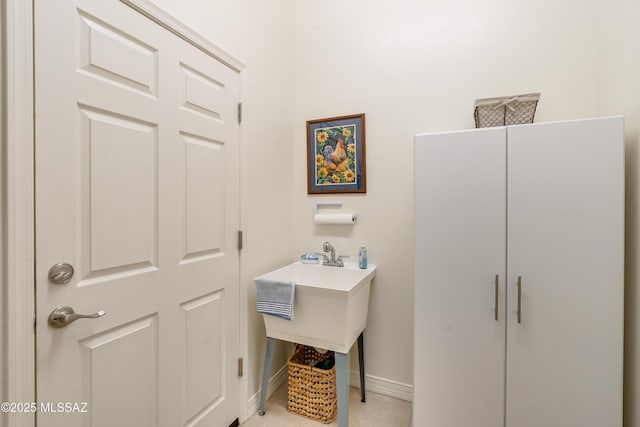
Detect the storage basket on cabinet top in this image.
<box><xmin>474</xmin><ymin>93</ymin><xmax>540</xmax><ymax>128</ymax></box>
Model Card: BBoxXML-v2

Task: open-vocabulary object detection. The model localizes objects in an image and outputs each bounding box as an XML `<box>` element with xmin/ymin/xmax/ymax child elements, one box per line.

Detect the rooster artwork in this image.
<box><xmin>316</xmin><ymin>131</ymin><xmax>355</xmax><ymax>183</ymax></box>
<box><xmin>307</xmin><ymin>113</ymin><xmax>366</xmax><ymax>194</ymax></box>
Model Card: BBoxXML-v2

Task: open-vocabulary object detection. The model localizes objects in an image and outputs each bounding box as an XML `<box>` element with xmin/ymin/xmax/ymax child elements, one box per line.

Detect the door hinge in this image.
<box><xmin>33</xmin><ymin>314</ymin><xmax>37</xmax><ymax>331</ymax></box>
<box><xmin>237</xmin><ymin>102</ymin><xmax>242</xmax><ymax>124</ymax></box>
<box><xmin>237</xmin><ymin>230</ymin><xmax>243</xmax><ymax>250</ymax></box>
<box><xmin>237</xmin><ymin>357</ymin><xmax>243</xmax><ymax>377</ymax></box>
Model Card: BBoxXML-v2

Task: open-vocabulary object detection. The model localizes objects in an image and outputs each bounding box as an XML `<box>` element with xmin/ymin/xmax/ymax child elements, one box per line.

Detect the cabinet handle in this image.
<box><xmin>494</xmin><ymin>274</ymin><xmax>499</xmax><ymax>322</ymax></box>
<box><xmin>516</xmin><ymin>275</ymin><xmax>522</xmax><ymax>324</ymax></box>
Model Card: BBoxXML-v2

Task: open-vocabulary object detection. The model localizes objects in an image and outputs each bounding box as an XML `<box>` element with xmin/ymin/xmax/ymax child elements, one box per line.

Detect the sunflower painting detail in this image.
<box><xmin>317</xmin><ymin>131</ymin><xmax>329</xmax><ymax>143</ymax></box>
<box><xmin>306</xmin><ymin>114</ymin><xmax>366</xmax><ymax>194</ymax></box>
<box><xmin>314</xmin><ymin>130</ymin><xmax>355</xmax><ymax>185</ymax></box>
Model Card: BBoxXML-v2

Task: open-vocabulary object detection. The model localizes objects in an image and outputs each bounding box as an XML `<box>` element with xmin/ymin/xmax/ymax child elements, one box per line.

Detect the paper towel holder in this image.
<box><xmin>314</xmin><ymin>200</ymin><xmax>342</xmax><ymax>215</ymax></box>
<box><xmin>314</xmin><ymin>201</ymin><xmax>357</xmax><ymax>225</ymax></box>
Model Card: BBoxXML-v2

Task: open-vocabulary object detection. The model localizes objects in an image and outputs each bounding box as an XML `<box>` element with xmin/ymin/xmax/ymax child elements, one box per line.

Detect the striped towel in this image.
<box><xmin>256</xmin><ymin>279</ymin><xmax>295</xmax><ymax>320</ymax></box>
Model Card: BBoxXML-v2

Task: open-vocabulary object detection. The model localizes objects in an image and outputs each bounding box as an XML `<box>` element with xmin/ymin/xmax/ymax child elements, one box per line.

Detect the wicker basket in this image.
<box><xmin>287</xmin><ymin>344</ymin><xmax>337</xmax><ymax>423</ymax></box>
<box><xmin>474</xmin><ymin>93</ymin><xmax>540</xmax><ymax>128</ymax></box>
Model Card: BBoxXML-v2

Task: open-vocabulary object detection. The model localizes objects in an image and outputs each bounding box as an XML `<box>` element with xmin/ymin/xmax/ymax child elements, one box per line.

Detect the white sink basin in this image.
<box><xmin>255</xmin><ymin>261</ymin><xmax>376</xmax><ymax>353</ymax></box>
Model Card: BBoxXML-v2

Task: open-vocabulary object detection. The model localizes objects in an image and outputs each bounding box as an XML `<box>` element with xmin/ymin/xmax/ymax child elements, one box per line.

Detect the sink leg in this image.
<box><xmin>258</xmin><ymin>337</ymin><xmax>276</xmax><ymax>416</ymax></box>
<box><xmin>336</xmin><ymin>351</ymin><xmax>350</xmax><ymax>427</ymax></box>
<box><xmin>358</xmin><ymin>331</ymin><xmax>366</xmax><ymax>403</ymax></box>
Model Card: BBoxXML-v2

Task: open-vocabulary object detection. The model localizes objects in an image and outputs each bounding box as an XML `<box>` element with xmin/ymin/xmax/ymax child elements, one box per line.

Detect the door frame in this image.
<box><xmin>1</xmin><ymin>1</ymin><xmax>247</xmax><ymax>426</ymax></box>
<box><xmin>2</xmin><ymin>1</ymin><xmax>36</xmax><ymax>426</ymax></box>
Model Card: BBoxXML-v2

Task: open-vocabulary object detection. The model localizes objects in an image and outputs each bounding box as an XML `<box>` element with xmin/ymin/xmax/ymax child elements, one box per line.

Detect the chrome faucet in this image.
<box><xmin>317</xmin><ymin>241</ymin><xmax>349</xmax><ymax>267</ymax></box>
<box><xmin>323</xmin><ymin>241</ymin><xmax>335</xmax><ymax>264</ymax></box>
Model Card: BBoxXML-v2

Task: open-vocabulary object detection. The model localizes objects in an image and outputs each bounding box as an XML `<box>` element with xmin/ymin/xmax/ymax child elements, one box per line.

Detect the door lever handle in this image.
<box><xmin>48</xmin><ymin>306</ymin><xmax>106</xmax><ymax>328</ymax></box>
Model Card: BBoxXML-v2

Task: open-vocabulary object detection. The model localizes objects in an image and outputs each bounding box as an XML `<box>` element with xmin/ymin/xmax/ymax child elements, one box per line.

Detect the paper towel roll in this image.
<box><xmin>313</xmin><ymin>213</ymin><xmax>356</xmax><ymax>225</ymax></box>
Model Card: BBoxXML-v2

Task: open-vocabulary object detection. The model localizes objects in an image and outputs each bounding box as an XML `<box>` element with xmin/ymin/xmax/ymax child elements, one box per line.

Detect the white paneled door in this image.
<box><xmin>34</xmin><ymin>1</ymin><xmax>240</xmax><ymax>426</ymax></box>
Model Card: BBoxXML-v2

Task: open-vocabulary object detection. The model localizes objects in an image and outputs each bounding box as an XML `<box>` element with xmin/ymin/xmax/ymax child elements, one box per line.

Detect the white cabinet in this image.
<box><xmin>413</xmin><ymin>117</ymin><xmax>624</xmax><ymax>427</ymax></box>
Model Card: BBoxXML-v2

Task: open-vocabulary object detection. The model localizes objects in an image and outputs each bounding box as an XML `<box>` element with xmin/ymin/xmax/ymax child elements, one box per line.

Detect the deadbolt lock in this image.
<box><xmin>48</xmin><ymin>262</ymin><xmax>74</xmax><ymax>284</ymax></box>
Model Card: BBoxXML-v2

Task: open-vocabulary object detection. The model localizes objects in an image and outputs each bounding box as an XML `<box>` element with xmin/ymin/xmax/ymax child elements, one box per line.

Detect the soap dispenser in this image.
<box><xmin>358</xmin><ymin>241</ymin><xmax>368</xmax><ymax>269</ymax></box>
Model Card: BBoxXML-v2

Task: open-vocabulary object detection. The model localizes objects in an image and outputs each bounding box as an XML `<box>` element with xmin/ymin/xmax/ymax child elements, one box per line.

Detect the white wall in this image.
<box><xmin>147</xmin><ymin>0</ymin><xmax>296</xmax><ymax>417</ymax></box>
<box><xmin>292</xmin><ymin>0</ymin><xmax>601</xmax><ymax>390</ymax></box>
<box><xmin>597</xmin><ymin>1</ymin><xmax>640</xmax><ymax>425</ymax></box>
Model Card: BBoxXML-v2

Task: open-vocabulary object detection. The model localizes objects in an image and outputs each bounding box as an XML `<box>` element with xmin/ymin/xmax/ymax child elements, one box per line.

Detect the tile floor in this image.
<box><xmin>241</xmin><ymin>384</ymin><xmax>412</xmax><ymax>427</ymax></box>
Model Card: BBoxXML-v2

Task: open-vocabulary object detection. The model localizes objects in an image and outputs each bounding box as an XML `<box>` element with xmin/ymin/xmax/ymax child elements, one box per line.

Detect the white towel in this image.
<box><xmin>256</xmin><ymin>279</ymin><xmax>295</xmax><ymax>320</ymax></box>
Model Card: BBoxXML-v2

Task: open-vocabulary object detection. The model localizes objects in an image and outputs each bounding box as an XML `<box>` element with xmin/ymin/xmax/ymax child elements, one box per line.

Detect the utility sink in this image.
<box><xmin>255</xmin><ymin>261</ymin><xmax>376</xmax><ymax>353</ymax></box>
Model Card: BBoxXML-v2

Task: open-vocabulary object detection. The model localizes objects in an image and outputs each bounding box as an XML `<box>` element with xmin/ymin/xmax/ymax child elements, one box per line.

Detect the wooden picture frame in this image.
<box><xmin>306</xmin><ymin>113</ymin><xmax>366</xmax><ymax>194</ymax></box>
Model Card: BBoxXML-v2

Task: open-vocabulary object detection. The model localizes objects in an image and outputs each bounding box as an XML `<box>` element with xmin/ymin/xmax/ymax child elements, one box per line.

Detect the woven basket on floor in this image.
<box><xmin>474</xmin><ymin>93</ymin><xmax>540</xmax><ymax>128</ymax></box>
<box><xmin>287</xmin><ymin>344</ymin><xmax>337</xmax><ymax>423</ymax></box>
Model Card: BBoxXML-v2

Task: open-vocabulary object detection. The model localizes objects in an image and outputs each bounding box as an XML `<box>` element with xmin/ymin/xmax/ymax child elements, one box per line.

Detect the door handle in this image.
<box><xmin>516</xmin><ymin>276</ymin><xmax>522</xmax><ymax>324</ymax></box>
<box><xmin>48</xmin><ymin>306</ymin><xmax>106</xmax><ymax>328</ymax></box>
<box><xmin>494</xmin><ymin>274</ymin><xmax>499</xmax><ymax>321</ymax></box>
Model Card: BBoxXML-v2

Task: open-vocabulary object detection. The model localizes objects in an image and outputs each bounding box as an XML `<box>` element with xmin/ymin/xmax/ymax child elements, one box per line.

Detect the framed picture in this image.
<box><xmin>307</xmin><ymin>113</ymin><xmax>366</xmax><ymax>194</ymax></box>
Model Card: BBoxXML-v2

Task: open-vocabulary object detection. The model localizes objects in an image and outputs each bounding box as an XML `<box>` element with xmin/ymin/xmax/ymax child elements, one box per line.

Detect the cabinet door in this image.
<box><xmin>414</xmin><ymin>128</ymin><xmax>507</xmax><ymax>427</ymax></box>
<box><xmin>506</xmin><ymin>117</ymin><xmax>624</xmax><ymax>427</ymax></box>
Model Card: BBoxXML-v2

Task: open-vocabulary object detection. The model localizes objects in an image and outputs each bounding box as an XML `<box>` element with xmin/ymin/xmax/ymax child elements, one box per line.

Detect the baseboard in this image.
<box><xmin>245</xmin><ymin>363</ymin><xmax>288</xmax><ymax>421</ymax></box>
<box><xmin>349</xmin><ymin>370</ymin><xmax>414</xmax><ymax>402</ymax></box>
